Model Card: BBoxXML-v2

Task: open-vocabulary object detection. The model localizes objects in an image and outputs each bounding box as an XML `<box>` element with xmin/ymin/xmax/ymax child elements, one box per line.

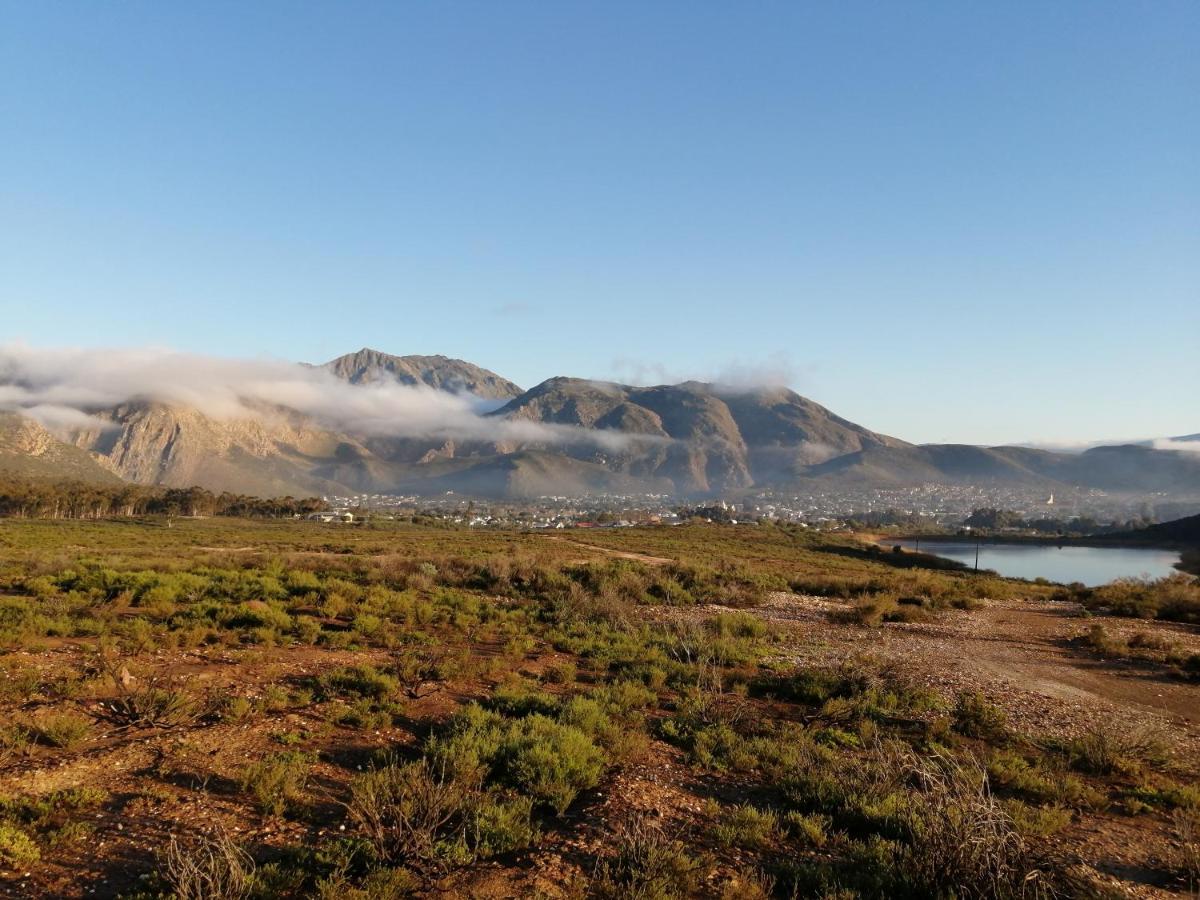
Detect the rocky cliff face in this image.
<box><xmin>65</xmin><ymin>402</ymin><xmax>363</xmax><ymax>496</ymax></box>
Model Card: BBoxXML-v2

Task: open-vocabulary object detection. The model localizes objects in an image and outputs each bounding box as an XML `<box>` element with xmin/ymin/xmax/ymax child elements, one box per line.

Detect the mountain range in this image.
<box><xmin>1</xmin><ymin>348</ymin><xmax>1197</xmax><ymax>498</ymax></box>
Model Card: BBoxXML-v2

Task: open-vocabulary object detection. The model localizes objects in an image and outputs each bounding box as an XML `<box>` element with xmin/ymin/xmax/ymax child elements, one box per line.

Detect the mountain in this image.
<box><xmin>0</xmin><ymin>413</ymin><xmax>122</xmax><ymax>484</ymax></box>
<box><xmin>40</xmin><ymin>352</ymin><xmax>526</xmax><ymax>497</ymax></box>
<box><xmin>2</xmin><ymin>349</ymin><xmax>1197</xmax><ymax>499</ymax></box>
<box><xmin>322</xmin><ymin>348</ymin><xmax>522</xmax><ymax>400</ymax></box>
<box><xmin>63</xmin><ymin>402</ymin><xmax>363</xmax><ymax>497</ymax></box>
<box><xmin>800</xmin><ymin>442</ymin><xmax>1200</xmax><ymax>493</ymax></box>
<box><xmin>490</xmin><ymin>378</ymin><xmax>907</xmax><ymax>494</ymax></box>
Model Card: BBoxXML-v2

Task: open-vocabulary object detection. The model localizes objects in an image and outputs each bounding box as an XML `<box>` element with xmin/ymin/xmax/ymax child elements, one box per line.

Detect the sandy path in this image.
<box><xmin>542</xmin><ymin>535</ymin><xmax>674</xmax><ymax>566</ymax></box>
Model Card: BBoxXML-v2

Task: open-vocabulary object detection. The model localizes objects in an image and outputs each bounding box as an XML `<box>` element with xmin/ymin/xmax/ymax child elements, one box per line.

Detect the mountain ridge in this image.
<box><xmin>1</xmin><ymin>351</ymin><xmax>1196</xmax><ymax>498</ymax></box>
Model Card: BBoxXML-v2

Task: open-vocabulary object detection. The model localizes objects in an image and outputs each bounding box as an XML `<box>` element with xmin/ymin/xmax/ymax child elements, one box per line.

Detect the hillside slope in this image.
<box><xmin>0</xmin><ymin>413</ymin><xmax>123</xmax><ymax>484</ymax></box>
<box><xmin>492</xmin><ymin>377</ymin><xmax>907</xmax><ymax>493</ymax></box>
<box><xmin>64</xmin><ymin>402</ymin><xmax>360</xmax><ymax>497</ymax></box>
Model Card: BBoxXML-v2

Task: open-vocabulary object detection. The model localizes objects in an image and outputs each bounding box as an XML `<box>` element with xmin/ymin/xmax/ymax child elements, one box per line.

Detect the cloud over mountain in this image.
<box><xmin>0</xmin><ymin>343</ymin><xmax>629</xmax><ymax>449</ymax></box>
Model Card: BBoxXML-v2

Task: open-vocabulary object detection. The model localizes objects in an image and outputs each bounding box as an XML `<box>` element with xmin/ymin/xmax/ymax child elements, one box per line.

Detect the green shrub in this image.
<box><xmin>1004</xmin><ymin>800</ymin><xmax>1072</xmax><ymax>838</ymax></box>
<box><xmin>1067</xmin><ymin>722</ymin><xmax>1166</xmax><ymax>775</ymax></box>
<box><xmin>712</xmin><ymin>803</ymin><xmax>780</xmax><ymax>849</ymax></box>
<box><xmin>0</xmin><ymin>823</ymin><xmax>40</xmax><ymax>866</ymax></box>
<box><xmin>32</xmin><ymin>710</ymin><xmax>93</xmax><ymax>750</ymax></box>
<box><xmin>542</xmin><ymin>659</ymin><xmax>577</xmax><ymax>685</ymax></box>
<box><xmin>1076</xmin><ymin>575</ymin><xmax>1200</xmax><ymax>624</ymax></box>
<box><xmin>952</xmin><ymin>691</ymin><xmax>1008</xmax><ymax>741</ymax></box>
<box><xmin>241</xmin><ymin>751</ymin><xmax>315</xmax><ymax>816</ymax></box>
<box><xmin>316</xmin><ymin>665</ymin><xmax>398</xmax><ymax>701</ymax></box>
<box><xmin>347</xmin><ymin>757</ymin><xmax>536</xmax><ymax>870</ymax></box>
<box><xmin>499</xmin><ymin>714</ymin><xmax>605</xmax><ymax>814</ymax></box>
<box><xmin>986</xmin><ymin>750</ymin><xmax>1101</xmax><ymax>808</ymax></box>
<box><xmin>783</xmin><ymin>811</ymin><xmax>829</xmax><ymax>847</ymax></box>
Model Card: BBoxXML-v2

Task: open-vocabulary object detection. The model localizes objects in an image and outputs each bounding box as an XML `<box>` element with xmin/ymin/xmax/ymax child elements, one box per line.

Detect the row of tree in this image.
<box><xmin>0</xmin><ymin>478</ymin><xmax>327</xmax><ymax>520</ymax></box>
<box><xmin>963</xmin><ymin>507</ymin><xmax>1152</xmax><ymax>535</ymax></box>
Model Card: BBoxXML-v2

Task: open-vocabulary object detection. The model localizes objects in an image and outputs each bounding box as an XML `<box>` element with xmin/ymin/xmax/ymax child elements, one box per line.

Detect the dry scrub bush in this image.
<box><xmin>161</xmin><ymin>829</ymin><xmax>255</xmax><ymax>900</ymax></box>
<box><xmin>1067</xmin><ymin>721</ymin><xmax>1168</xmax><ymax>775</ymax></box>
<box><xmin>953</xmin><ymin>691</ymin><xmax>1009</xmax><ymax>741</ymax></box>
<box><xmin>346</xmin><ymin>756</ymin><xmax>536</xmax><ymax>871</ymax></box>
<box><xmin>898</xmin><ymin>749</ymin><xmax>1050</xmax><ymax>899</ymax></box>
<box><xmin>348</xmin><ymin>758</ymin><xmax>477</xmax><ymax>868</ymax></box>
<box><xmin>592</xmin><ymin>818</ymin><xmax>702</xmax><ymax>900</ymax></box>
<box><xmin>240</xmin><ymin>751</ymin><xmax>314</xmax><ymax>816</ymax></box>
<box><xmin>95</xmin><ymin>650</ymin><xmax>203</xmax><ymax>729</ymax></box>
<box><xmin>1172</xmin><ymin>809</ymin><xmax>1200</xmax><ymax>890</ymax></box>
<box><xmin>1073</xmin><ymin>575</ymin><xmax>1200</xmax><ymax>624</ymax></box>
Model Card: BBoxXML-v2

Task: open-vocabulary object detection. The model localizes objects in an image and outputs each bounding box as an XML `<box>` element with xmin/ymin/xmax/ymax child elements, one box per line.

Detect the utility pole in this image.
<box><xmin>974</xmin><ymin>539</ymin><xmax>980</xmax><ymax>572</ymax></box>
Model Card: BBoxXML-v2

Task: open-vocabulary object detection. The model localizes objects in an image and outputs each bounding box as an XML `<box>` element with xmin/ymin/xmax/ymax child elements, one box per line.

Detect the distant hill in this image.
<box><xmin>0</xmin><ymin>413</ymin><xmax>122</xmax><ymax>484</ymax></box>
<box><xmin>322</xmin><ymin>348</ymin><xmax>522</xmax><ymax>400</ymax></box>
<box><xmin>799</xmin><ymin>441</ymin><xmax>1200</xmax><ymax>493</ymax></box>
<box><xmin>1104</xmin><ymin>513</ymin><xmax>1200</xmax><ymax>548</ymax></box>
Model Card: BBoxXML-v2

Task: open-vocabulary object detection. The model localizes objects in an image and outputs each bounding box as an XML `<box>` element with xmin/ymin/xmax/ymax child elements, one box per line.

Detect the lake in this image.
<box><xmin>892</xmin><ymin>540</ymin><xmax>1182</xmax><ymax>587</ymax></box>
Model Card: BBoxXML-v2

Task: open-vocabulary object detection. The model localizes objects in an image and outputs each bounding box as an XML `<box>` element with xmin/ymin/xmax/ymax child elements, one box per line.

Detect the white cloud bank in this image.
<box><xmin>0</xmin><ymin>343</ymin><xmax>633</xmax><ymax>449</ymax></box>
<box><xmin>1152</xmin><ymin>437</ymin><xmax>1200</xmax><ymax>454</ymax></box>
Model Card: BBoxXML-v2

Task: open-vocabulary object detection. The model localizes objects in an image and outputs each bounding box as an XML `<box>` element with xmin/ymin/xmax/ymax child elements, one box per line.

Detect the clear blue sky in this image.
<box><xmin>2</xmin><ymin>2</ymin><xmax>1196</xmax><ymax>445</ymax></box>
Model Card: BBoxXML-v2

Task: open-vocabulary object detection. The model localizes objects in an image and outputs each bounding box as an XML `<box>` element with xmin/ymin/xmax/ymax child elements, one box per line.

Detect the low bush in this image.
<box><xmin>161</xmin><ymin>829</ymin><xmax>255</xmax><ymax>900</ymax></box>
<box><xmin>1173</xmin><ymin>809</ymin><xmax>1200</xmax><ymax>890</ymax></box>
<box><xmin>952</xmin><ymin>691</ymin><xmax>1008</xmax><ymax>741</ymax></box>
<box><xmin>1068</xmin><ymin>575</ymin><xmax>1200</xmax><ymax>624</ymax></box>
<box><xmin>31</xmin><ymin>710</ymin><xmax>93</xmax><ymax>750</ymax></box>
<box><xmin>1066</xmin><ymin>722</ymin><xmax>1166</xmax><ymax>775</ymax></box>
<box><xmin>0</xmin><ymin>822</ymin><xmax>40</xmax><ymax>866</ymax></box>
<box><xmin>498</xmin><ymin>713</ymin><xmax>605</xmax><ymax>814</ymax></box>
<box><xmin>316</xmin><ymin>665</ymin><xmax>399</xmax><ymax>701</ymax></box>
<box><xmin>712</xmin><ymin>803</ymin><xmax>780</xmax><ymax>850</ymax></box>
<box><xmin>241</xmin><ymin>751</ymin><xmax>315</xmax><ymax>816</ymax></box>
<box><xmin>592</xmin><ymin>819</ymin><xmax>703</xmax><ymax>900</ymax></box>
<box><xmin>347</xmin><ymin>757</ymin><xmax>536</xmax><ymax>871</ymax></box>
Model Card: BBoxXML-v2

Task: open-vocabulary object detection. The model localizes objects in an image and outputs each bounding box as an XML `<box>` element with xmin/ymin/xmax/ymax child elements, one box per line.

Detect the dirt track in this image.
<box><xmin>542</xmin><ymin>535</ymin><xmax>675</xmax><ymax>566</ymax></box>
<box><xmin>654</xmin><ymin>591</ymin><xmax>1200</xmax><ymax>759</ymax></box>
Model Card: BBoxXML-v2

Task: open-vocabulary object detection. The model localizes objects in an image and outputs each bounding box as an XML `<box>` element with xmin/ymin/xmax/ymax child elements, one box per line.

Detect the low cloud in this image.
<box><xmin>1153</xmin><ymin>437</ymin><xmax>1200</xmax><ymax>454</ymax></box>
<box><xmin>0</xmin><ymin>343</ymin><xmax>634</xmax><ymax>450</ymax></box>
<box><xmin>606</xmin><ymin>352</ymin><xmax>804</xmax><ymax>393</ymax></box>
<box><xmin>1017</xmin><ymin>436</ymin><xmax>1200</xmax><ymax>455</ymax></box>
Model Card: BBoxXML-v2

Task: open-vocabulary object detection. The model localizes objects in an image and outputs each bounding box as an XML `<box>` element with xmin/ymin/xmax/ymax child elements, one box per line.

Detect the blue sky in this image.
<box><xmin>2</xmin><ymin>2</ymin><xmax>1196</xmax><ymax>445</ymax></box>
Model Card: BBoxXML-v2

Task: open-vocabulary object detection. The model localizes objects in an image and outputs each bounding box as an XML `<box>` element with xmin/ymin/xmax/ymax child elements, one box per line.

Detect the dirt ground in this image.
<box><xmin>645</xmin><ymin>591</ymin><xmax>1200</xmax><ymax>898</ymax></box>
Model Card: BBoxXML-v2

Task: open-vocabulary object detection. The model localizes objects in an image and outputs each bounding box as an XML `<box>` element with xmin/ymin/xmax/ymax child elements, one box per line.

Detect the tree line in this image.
<box><xmin>0</xmin><ymin>477</ymin><xmax>328</xmax><ymax>520</ymax></box>
<box><xmin>963</xmin><ymin>507</ymin><xmax>1151</xmax><ymax>535</ymax></box>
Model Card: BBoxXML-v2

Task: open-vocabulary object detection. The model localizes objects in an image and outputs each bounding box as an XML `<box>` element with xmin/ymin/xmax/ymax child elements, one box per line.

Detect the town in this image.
<box><xmin>319</xmin><ymin>482</ymin><xmax>1200</xmax><ymax>534</ymax></box>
